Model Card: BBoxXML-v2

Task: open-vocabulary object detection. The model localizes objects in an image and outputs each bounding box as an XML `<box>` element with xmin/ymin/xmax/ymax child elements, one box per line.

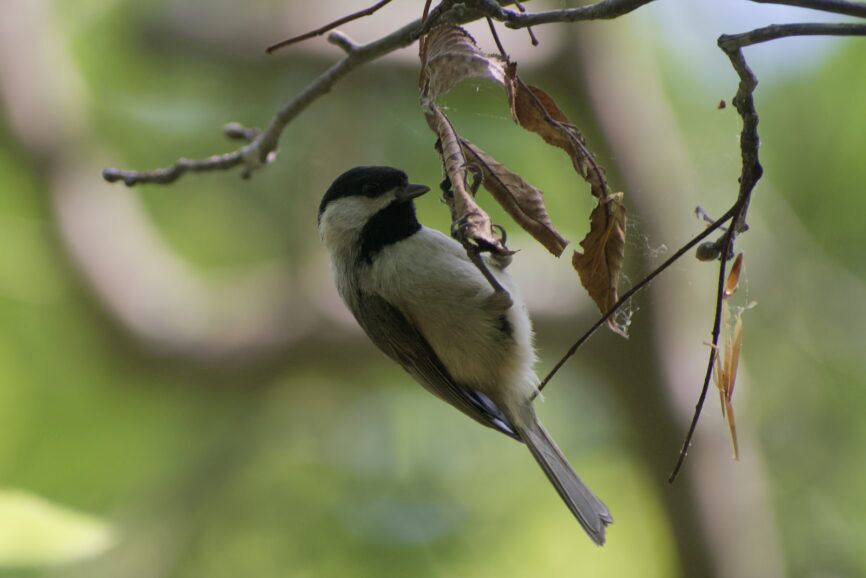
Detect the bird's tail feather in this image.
<box><xmin>513</xmin><ymin>407</ymin><xmax>613</xmax><ymax>545</ymax></box>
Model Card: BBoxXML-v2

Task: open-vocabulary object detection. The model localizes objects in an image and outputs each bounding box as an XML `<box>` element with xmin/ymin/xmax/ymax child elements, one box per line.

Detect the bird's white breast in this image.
<box><xmin>359</xmin><ymin>227</ymin><xmax>538</xmax><ymax>407</ymax></box>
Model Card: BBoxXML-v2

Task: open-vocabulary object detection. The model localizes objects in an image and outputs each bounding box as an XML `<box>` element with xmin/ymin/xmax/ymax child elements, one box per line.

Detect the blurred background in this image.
<box><xmin>1</xmin><ymin>0</ymin><xmax>865</xmax><ymax>576</ymax></box>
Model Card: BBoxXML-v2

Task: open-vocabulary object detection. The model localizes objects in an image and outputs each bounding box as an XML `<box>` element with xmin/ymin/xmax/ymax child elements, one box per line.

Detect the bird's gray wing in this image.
<box><xmin>352</xmin><ymin>291</ymin><xmax>519</xmax><ymax>440</ymax></box>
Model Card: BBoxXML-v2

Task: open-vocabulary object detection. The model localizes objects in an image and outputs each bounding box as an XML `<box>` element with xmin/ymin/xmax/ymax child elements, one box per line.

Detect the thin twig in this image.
<box><xmin>486</xmin><ymin>17</ymin><xmax>508</xmax><ymax>57</ymax></box>
<box><xmin>668</xmin><ymin>207</ymin><xmax>743</xmax><ymax>482</ymax></box>
<box><xmin>104</xmin><ymin>3</ymin><xmax>457</xmax><ymax>186</ymax></box>
<box><xmin>104</xmin><ymin>124</ymin><xmax>259</xmax><ymax>185</ymax></box>
<box><xmin>266</xmin><ymin>0</ymin><xmax>394</xmax><ymax>54</ymax></box>
<box><xmin>510</xmin><ymin>0</ymin><xmax>539</xmax><ymax>45</ymax></box>
<box><xmin>695</xmin><ymin>206</ymin><xmax>727</xmax><ymax>229</ymax></box>
<box><xmin>720</xmin><ymin>22</ymin><xmax>866</xmax><ymax>49</ymax></box>
<box><xmin>532</xmin><ymin>206</ymin><xmax>737</xmax><ymax>401</ymax></box>
<box><xmin>669</xmin><ymin>24</ymin><xmax>775</xmax><ymax>483</ymax></box>
<box><xmin>479</xmin><ymin>0</ymin><xmax>655</xmax><ymax>29</ymax></box>
<box><xmin>418</xmin><ymin>0</ymin><xmax>437</xmax><ymax>87</ymax></box>
<box><xmin>749</xmin><ymin>0</ymin><xmax>866</xmax><ymax>18</ymax></box>
<box><xmin>222</xmin><ymin>122</ymin><xmax>260</xmax><ymax>142</ymax></box>
<box><xmin>327</xmin><ymin>31</ymin><xmax>359</xmax><ymax>53</ymax></box>
<box><xmin>103</xmin><ymin>149</ymin><xmax>247</xmax><ymax>186</ymax></box>
<box><xmin>104</xmin><ymin>0</ymin><xmax>659</xmax><ymax>187</ymax></box>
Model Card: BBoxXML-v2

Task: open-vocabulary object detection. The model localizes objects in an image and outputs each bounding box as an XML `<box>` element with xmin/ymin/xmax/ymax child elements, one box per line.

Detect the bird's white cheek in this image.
<box><xmin>319</xmin><ymin>213</ymin><xmax>359</xmax><ymax>254</ymax></box>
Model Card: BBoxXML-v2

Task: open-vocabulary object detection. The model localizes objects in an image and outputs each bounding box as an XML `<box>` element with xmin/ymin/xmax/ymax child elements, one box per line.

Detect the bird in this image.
<box><xmin>318</xmin><ymin>165</ymin><xmax>613</xmax><ymax>545</ymax></box>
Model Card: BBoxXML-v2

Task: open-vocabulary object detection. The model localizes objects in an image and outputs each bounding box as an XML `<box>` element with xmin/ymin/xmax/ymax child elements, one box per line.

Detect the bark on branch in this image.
<box><xmin>102</xmin><ymin>0</ymin><xmax>659</xmax><ymax>186</ymax></box>
<box><xmin>103</xmin><ymin>1</ymin><xmax>459</xmax><ymax>185</ymax></box>
<box><xmin>749</xmin><ymin>0</ymin><xmax>866</xmax><ymax>18</ymax></box>
<box><xmin>477</xmin><ymin>0</ymin><xmax>655</xmax><ymax>28</ymax></box>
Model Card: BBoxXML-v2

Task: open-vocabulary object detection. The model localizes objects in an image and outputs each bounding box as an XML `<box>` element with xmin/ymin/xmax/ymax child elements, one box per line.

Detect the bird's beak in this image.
<box><xmin>395</xmin><ymin>183</ymin><xmax>430</xmax><ymax>202</ymax></box>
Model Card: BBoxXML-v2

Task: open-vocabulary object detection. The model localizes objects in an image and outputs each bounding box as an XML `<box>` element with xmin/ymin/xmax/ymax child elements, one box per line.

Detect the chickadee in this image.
<box><xmin>318</xmin><ymin>166</ymin><xmax>612</xmax><ymax>545</ymax></box>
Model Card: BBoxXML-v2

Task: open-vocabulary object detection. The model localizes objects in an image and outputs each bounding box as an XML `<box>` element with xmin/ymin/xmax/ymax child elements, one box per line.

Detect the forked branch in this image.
<box><xmin>102</xmin><ymin>0</ymin><xmax>656</xmax><ymax>187</ymax></box>
<box><xmin>668</xmin><ymin>13</ymin><xmax>866</xmax><ymax>482</ymax></box>
<box><xmin>720</xmin><ymin>21</ymin><xmax>866</xmax><ymax>47</ymax></box>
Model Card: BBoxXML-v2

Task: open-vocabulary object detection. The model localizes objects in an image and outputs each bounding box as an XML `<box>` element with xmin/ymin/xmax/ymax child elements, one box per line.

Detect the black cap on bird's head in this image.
<box><xmin>318</xmin><ymin>166</ymin><xmax>430</xmax><ymax>223</ymax></box>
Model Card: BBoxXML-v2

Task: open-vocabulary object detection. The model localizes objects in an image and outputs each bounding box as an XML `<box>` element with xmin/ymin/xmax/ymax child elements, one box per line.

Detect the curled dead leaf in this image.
<box><xmin>507</xmin><ymin>74</ymin><xmax>609</xmax><ymax>200</ymax></box>
<box><xmin>424</xmin><ymin>104</ymin><xmax>508</xmax><ymax>255</ymax></box>
<box><xmin>419</xmin><ymin>25</ymin><xmax>625</xmax><ymax>317</ymax></box>
<box><xmin>460</xmin><ymin>138</ymin><xmax>568</xmax><ymax>256</ymax></box>
<box><xmin>422</xmin><ymin>25</ymin><xmax>507</xmax><ymax>102</ymax></box>
<box><xmin>572</xmin><ymin>192</ymin><xmax>627</xmax><ymax>335</ymax></box>
<box><xmin>506</xmin><ymin>71</ymin><xmax>627</xmax><ymax>324</ymax></box>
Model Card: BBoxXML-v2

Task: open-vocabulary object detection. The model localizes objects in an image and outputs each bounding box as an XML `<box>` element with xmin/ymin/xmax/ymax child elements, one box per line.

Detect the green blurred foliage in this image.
<box><xmin>0</xmin><ymin>490</ymin><xmax>113</xmax><ymax>567</ymax></box>
<box><xmin>761</xmin><ymin>41</ymin><xmax>866</xmax><ymax>275</ymax></box>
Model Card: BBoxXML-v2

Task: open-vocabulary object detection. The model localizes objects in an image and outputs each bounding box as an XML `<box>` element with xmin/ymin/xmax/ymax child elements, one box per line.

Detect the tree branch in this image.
<box><xmin>666</xmin><ymin>30</ymin><xmax>763</xmax><ymax>483</ymax></box>
<box><xmin>720</xmin><ymin>22</ymin><xmax>866</xmax><ymax>49</ymax></box>
<box><xmin>668</xmin><ymin>16</ymin><xmax>866</xmax><ymax>481</ymax></box>
<box><xmin>478</xmin><ymin>0</ymin><xmax>655</xmax><ymax>28</ymax></box>
<box><xmin>668</xmin><ymin>211</ymin><xmax>744</xmax><ymax>482</ymax></box>
<box><xmin>749</xmin><ymin>0</ymin><xmax>866</xmax><ymax>19</ymax></box>
<box><xmin>103</xmin><ymin>0</ymin><xmax>662</xmax><ymax>186</ymax></box>
<box><xmin>104</xmin><ymin>2</ymin><xmax>458</xmax><ymax>186</ymax></box>
<box><xmin>103</xmin><ymin>147</ymin><xmax>247</xmax><ymax>186</ymax></box>
<box><xmin>327</xmin><ymin>31</ymin><xmax>359</xmax><ymax>54</ymax></box>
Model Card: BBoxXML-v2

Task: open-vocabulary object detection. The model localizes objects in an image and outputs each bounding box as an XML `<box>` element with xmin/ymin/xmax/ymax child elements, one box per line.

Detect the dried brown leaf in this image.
<box><xmin>507</xmin><ymin>72</ymin><xmax>626</xmax><ymax>322</ymax></box>
<box><xmin>725</xmin><ymin>252</ymin><xmax>744</xmax><ymax>298</ymax></box>
<box><xmin>419</xmin><ymin>26</ymin><xmax>627</xmax><ymax>316</ymax></box>
<box><xmin>712</xmin><ymin>303</ymin><xmax>746</xmax><ymax>460</ymax></box>
<box><xmin>728</xmin><ymin>309</ymin><xmax>743</xmax><ymax>400</ymax></box>
<box><xmin>572</xmin><ymin>192</ymin><xmax>627</xmax><ymax>335</ymax></box>
<box><xmin>424</xmin><ymin>104</ymin><xmax>507</xmax><ymax>254</ymax></box>
<box><xmin>422</xmin><ymin>26</ymin><xmax>507</xmax><ymax>102</ymax></box>
<box><xmin>460</xmin><ymin>138</ymin><xmax>568</xmax><ymax>256</ymax></box>
<box><xmin>507</xmin><ymin>74</ymin><xmax>608</xmax><ymax>200</ymax></box>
